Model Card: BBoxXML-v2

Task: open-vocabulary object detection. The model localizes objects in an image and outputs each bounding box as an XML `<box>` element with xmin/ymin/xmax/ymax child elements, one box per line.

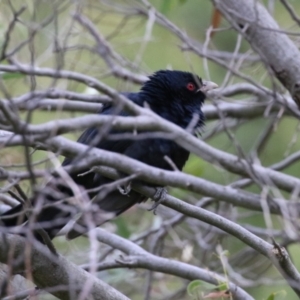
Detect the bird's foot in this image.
<box><xmin>148</xmin><ymin>187</ymin><xmax>167</xmax><ymax>214</ymax></box>
<box><xmin>118</xmin><ymin>181</ymin><xmax>132</xmax><ymax>195</ymax></box>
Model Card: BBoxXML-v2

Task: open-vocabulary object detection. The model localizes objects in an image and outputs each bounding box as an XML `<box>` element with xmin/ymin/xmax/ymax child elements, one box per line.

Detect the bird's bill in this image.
<box><xmin>199</xmin><ymin>80</ymin><xmax>218</xmax><ymax>93</ymax></box>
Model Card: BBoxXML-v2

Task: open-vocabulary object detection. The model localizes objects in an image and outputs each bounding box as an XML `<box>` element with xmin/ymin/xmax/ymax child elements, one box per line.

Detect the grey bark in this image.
<box><xmin>0</xmin><ymin>234</ymin><xmax>129</xmax><ymax>300</ymax></box>
<box><xmin>212</xmin><ymin>0</ymin><xmax>300</xmax><ymax>108</ymax></box>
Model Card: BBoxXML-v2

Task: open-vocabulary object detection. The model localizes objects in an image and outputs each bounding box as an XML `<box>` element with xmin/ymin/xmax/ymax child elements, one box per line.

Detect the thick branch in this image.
<box><xmin>212</xmin><ymin>0</ymin><xmax>300</xmax><ymax>108</ymax></box>
<box><xmin>0</xmin><ymin>234</ymin><xmax>129</xmax><ymax>300</ymax></box>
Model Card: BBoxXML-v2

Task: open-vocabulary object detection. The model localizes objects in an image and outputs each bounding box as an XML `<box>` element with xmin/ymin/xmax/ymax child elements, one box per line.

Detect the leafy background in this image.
<box><xmin>1</xmin><ymin>0</ymin><xmax>300</xmax><ymax>299</ymax></box>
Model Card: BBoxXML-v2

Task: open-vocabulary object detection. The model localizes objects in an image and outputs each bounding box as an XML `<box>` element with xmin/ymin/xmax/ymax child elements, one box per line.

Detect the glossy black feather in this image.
<box><xmin>0</xmin><ymin>70</ymin><xmax>207</xmax><ymax>240</ymax></box>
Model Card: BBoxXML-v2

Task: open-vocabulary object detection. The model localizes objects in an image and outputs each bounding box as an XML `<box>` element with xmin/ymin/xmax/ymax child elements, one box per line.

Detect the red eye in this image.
<box><xmin>186</xmin><ymin>83</ymin><xmax>196</xmax><ymax>91</ymax></box>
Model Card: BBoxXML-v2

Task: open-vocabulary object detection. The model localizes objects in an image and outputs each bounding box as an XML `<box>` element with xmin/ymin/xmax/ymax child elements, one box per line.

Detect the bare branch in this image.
<box><xmin>0</xmin><ymin>234</ymin><xmax>129</xmax><ymax>300</ymax></box>
<box><xmin>212</xmin><ymin>0</ymin><xmax>300</xmax><ymax>107</ymax></box>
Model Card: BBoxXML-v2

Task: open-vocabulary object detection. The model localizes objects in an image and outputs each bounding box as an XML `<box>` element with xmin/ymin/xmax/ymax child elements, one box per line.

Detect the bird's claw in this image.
<box><xmin>118</xmin><ymin>181</ymin><xmax>132</xmax><ymax>195</ymax></box>
<box><xmin>148</xmin><ymin>187</ymin><xmax>167</xmax><ymax>214</ymax></box>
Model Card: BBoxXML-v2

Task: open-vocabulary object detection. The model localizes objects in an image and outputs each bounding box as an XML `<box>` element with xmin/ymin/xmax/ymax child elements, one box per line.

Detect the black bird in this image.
<box><xmin>0</xmin><ymin>70</ymin><xmax>217</xmax><ymax>241</ymax></box>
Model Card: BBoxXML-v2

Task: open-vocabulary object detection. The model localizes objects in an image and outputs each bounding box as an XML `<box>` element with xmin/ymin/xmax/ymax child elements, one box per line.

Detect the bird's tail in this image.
<box><xmin>0</xmin><ymin>180</ymin><xmax>78</xmax><ymax>240</ymax></box>
<box><xmin>0</xmin><ymin>173</ymin><xmax>146</xmax><ymax>241</ymax></box>
<box><xmin>66</xmin><ymin>188</ymin><xmax>146</xmax><ymax>239</ymax></box>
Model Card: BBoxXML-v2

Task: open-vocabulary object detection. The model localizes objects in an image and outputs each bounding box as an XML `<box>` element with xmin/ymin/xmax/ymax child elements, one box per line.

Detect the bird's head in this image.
<box><xmin>141</xmin><ymin>70</ymin><xmax>218</xmax><ymax>128</ymax></box>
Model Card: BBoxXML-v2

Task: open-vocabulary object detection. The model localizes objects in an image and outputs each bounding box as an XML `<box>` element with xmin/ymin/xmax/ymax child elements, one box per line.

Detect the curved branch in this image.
<box><xmin>87</xmin><ymin>228</ymin><xmax>255</xmax><ymax>300</ymax></box>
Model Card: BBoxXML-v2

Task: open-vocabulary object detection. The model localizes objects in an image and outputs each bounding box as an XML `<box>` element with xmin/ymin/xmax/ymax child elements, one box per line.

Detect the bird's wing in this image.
<box><xmin>63</xmin><ymin>92</ymin><xmax>139</xmax><ymax>166</ymax></box>
<box><xmin>123</xmin><ymin>138</ymin><xmax>190</xmax><ymax>171</ymax></box>
<box><xmin>62</xmin><ymin>92</ymin><xmax>140</xmax><ymax>189</ymax></box>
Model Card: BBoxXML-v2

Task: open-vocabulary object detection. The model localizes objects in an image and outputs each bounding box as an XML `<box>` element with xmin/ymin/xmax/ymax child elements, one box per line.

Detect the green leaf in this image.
<box><xmin>187</xmin><ymin>280</ymin><xmax>202</xmax><ymax>297</ymax></box>
<box><xmin>1</xmin><ymin>72</ymin><xmax>25</xmax><ymax>80</ymax></box>
<box><xmin>217</xmin><ymin>282</ymin><xmax>228</xmax><ymax>291</ymax></box>
<box><xmin>266</xmin><ymin>294</ymin><xmax>275</xmax><ymax>300</ymax></box>
<box><xmin>266</xmin><ymin>290</ymin><xmax>287</xmax><ymax>300</ymax></box>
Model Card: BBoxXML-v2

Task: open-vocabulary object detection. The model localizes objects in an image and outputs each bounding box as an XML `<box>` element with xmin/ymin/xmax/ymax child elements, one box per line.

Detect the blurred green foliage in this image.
<box><xmin>1</xmin><ymin>0</ymin><xmax>300</xmax><ymax>299</ymax></box>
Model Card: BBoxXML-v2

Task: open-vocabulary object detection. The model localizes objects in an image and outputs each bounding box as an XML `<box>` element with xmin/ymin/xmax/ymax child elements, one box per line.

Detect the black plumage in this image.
<box><xmin>0</xmin><ymin>70</ymin><xmax>217</xmax><ymax>240</ymax></box>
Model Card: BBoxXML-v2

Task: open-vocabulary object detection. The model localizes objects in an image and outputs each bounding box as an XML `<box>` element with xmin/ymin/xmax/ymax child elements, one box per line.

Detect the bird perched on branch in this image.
<box><xmin>0</xmin><ymin>70</ymin><xmax>217</xmax><ymax>241</ymax></box>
